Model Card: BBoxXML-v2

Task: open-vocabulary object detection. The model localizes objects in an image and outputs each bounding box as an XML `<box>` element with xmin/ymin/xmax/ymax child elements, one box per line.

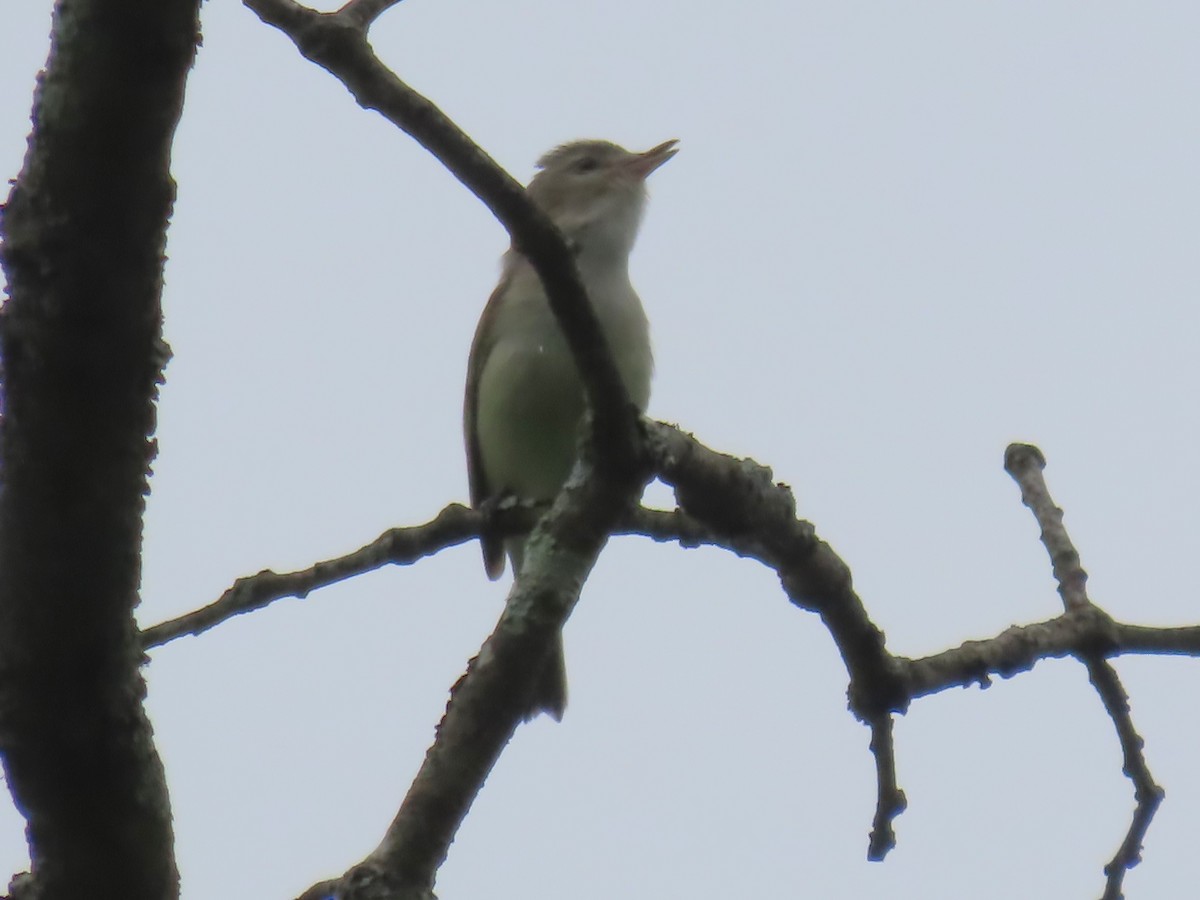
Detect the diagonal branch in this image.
<box><xmin>140</xmin><ymin>504</ymin><xmax>490</xmax><ymax>648</ymax></box>
<box><xmin>304</xmin><ymin>454</ymin><xmax>650</xmax><ymax>899</ymax></box>
<box><xmin>1004</xmin><ymin>444</ymin><xmax>1090</xmax><ymax>612</ymax></box>
<box><xmin>645</xmin><ymin>422</ymin><xmax>910</xmax><ymax>858</ymax></box>
<box><xmin>243</xmin><ymin>0</ymin><xmax>640</xmax><ymax>470</ymax></box>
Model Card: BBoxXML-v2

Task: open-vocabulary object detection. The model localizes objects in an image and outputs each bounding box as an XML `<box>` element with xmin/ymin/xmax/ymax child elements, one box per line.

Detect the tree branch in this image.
<box><xmin>1004</xmin><ymin>442</ymin><xmax>1162</xmax><ymax>899</ymax></box>
<box><xmin>304</xmin><ymin>454</ymin><xmax>649</xmax><ymax>898</ymax></box>
<box><xmin>1086</xmin><ymin>659</ymin><xmax>1164</xmax><ymax>900</ymax></box>
<box><xmin>139</xmin><ymin>500</ymin><xmax>721</xmax><ymax>650</ymax></box>
<box><xmin>1004</xmin><ymin>443</ymin><xmax>1090</xmax><ymax>612</ymax></box>
<box><xmin>866</xmin><ymin>714</ymin><xmax>907</xmax><ymax>861</ymax></box>
<box><xmin>645</xmin><ymin>422</ymin><xmax>910</xmax><ymax>857</ymax></box>
<box><xmin>0</xmin><ymin>0</ymin><xmax>200</xmax><ymax>895</ymax></box>
<box><xmin>141</xmin><ymin>504</ymin><xmax>490</xmax><ymax>648</ymax></box>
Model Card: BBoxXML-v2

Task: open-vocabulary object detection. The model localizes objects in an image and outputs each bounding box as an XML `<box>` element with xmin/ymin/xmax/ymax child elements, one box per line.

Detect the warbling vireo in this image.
<box><xmin>464</xmin><ymin>138</ymin><xmax>677</xmax><ymax>720</ymax></box>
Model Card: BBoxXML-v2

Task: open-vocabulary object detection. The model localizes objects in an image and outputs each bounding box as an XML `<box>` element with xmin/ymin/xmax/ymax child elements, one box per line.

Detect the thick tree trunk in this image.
<box><xmin>0</xmin><ymin>1</ymin><xmax>200</xmax><ymax>896</ymax></box>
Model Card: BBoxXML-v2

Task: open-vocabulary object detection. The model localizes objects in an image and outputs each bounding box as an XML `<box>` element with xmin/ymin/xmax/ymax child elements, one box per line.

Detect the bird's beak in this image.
<box><xmin>628</xmin><ymin>139</ymin><xmax>679</xmax><ymax>180</ymax></box>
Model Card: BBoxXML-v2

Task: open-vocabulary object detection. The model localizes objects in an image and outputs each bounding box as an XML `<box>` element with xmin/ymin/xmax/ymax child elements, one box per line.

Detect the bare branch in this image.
<box><xmin>903</xmin><ymin>610</ymin><xmax>1110</xmax><ymax>698</ymax></box>
<box><xmin>645</xmin><ymin>422</ymin><xmax>911</xmax><ymax>857</ymax></box>
<box><xmin>1114</xmin><ymin>624</ymin><xmax>1200</xmax><ymax>655</ymax></box>
<box><xmin>1004</xmin><ymin>442</ymin><xmax>1161</xmax><ymax>899</ymax></box>
<box><xmin>1004</xmin><ymin>443</ymin><xmax>1090</xmax><ymax>612</ymax></box>
<box><xmin>866</xmin><ymin>714</ymin><xmax>907</xmax><ymax>861</ymax></box>
<box><xmin>619</xmin><ymin>504</ymin><xmax>718</xmax><ymax>548</ymax></box>
<box><xmin>140</xmin><ymin>501</ymin><xmax>716</xmax><ymax>651</ymax></box>
<box><xmin>904</xmin><ymin>614</ymin><xmax>1200</xmax><ymax>699</ymax></box>
<box><xmin>647</xmin><ymin>423</ymin><xmax>906</xmax><ymax>710</ymax></box>
<box><xmin>1086</xmin><ymin>660</ymin><xmax>1164</xmax><ymax>900</ymax></box>
<box><xmin>140</xmin><ymin>504</ymin><xmax>489</xmax><ymax>649</ymax></box>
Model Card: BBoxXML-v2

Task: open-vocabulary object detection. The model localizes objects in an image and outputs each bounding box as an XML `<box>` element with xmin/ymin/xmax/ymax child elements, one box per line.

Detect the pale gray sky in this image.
<box><xmin>2</xmin><ymin>2</ymin><xmax>1198</xmax><ymax>898</ymax></box>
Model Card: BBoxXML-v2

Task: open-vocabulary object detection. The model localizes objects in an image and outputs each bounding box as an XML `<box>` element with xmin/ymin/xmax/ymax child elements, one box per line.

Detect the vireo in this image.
<box><xmin>464</xmin><ymin>138</ymin><xmax>677</xmax><ymax>720</ymax></box>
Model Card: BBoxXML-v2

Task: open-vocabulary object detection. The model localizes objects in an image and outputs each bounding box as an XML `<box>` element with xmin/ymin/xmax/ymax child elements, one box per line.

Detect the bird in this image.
<box><xmin>463</xmin><ymin>138</ymin><xmax>677</xmax><ymax>720</ymax></box>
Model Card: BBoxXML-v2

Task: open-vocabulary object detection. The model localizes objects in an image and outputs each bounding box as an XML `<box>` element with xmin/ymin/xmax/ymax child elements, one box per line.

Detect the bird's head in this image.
<box><xmin>526</xmin><ymin>139</ymin><xmax>678</xmax><ymax>260</ymax></box>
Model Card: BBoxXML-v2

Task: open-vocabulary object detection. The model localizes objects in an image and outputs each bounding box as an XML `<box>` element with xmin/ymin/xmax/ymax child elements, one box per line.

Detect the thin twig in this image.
<box><xmin>1086</xmin><ymin>659</ymin><xmax>1165</xmax><ymax>900</ymax></box>
<box><xmin>139</xmin><ymin>501</ymin><xmax>714</xmax><ymax>650</ymax></box>
<box><xmin>140</xmin><ymin>504</ymin><xmax>486</xmax><ymax>649</ymax></box>
<box><xmin>1004</xmin><ymin>442</ymin><xmax>1162</xmax><ymax>899</ymax></box>
<box><xmin>1003</xmin><ymin>443</ymin><xmax>1090</xmax><ymax>612</ymax></box>
<box><xmin>866</xmin><ymin>714</ymin><xmax>907</xmax><ymax>860</ymax></box>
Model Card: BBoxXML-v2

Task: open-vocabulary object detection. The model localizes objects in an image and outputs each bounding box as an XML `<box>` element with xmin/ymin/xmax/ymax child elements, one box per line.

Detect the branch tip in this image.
<box><xmin>1004</xmin><ymin>442</ymin><xmax>1046</xmax><ymax>474</ymax></box>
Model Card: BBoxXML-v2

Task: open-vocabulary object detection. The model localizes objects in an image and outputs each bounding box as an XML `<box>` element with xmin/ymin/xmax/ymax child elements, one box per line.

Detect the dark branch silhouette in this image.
<box><xmin>0</xmin><ymin>0</ymin><xmax>201</xmax><ymax>896</ymax></box>
<box><xmin>1005</xmin><ymin>443</ymin><xmax>1162</xmax><ymax>899</ymax></box>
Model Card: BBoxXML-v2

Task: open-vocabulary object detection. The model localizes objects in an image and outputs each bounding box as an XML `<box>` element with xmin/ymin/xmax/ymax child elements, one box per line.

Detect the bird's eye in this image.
<box><xmin>573</xmin><ymin>156</ymin><xmax>600</xmax><ymax>174</ymax></box>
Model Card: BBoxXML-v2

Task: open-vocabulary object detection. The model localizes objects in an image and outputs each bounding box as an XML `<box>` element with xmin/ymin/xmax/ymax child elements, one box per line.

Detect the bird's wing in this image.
<box><xmin>464</xmin><ymin>269</ymin><xmax>512</xmax><ymax>580</ymax></box>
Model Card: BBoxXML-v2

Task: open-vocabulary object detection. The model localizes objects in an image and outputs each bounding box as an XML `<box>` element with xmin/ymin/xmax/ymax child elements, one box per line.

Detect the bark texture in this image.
<box><xmin>0</xmin><ymin>1</ymin><xmax>201</xmax><ymax>896</ymax></box>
